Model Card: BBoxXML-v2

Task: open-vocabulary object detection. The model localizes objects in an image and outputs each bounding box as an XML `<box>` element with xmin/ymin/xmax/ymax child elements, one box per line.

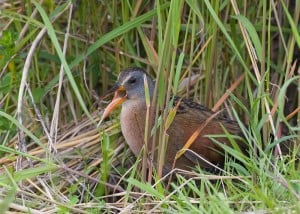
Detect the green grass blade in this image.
<box><xmin>233</xmin><ymin>15</ymin><xmax>263</xmax><ymax>62</ymax></box>
<box><xmin>33</xmin><ymin>0</ymin><xmax>91</xmax><ymax>119</ymax></box>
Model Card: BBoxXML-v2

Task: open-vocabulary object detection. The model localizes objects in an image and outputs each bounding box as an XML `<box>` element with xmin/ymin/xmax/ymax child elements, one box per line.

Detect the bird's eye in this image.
<box><xmin>128</xmin><ymin>77</ymin><xmax>136</xmax><ymax>84</ymax></box>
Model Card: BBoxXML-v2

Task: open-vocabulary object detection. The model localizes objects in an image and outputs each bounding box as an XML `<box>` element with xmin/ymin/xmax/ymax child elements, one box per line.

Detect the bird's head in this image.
<box><xmin>98</xmin><ymin>67</ymin><xmax>154</xmax><ymax>126</ymax></box>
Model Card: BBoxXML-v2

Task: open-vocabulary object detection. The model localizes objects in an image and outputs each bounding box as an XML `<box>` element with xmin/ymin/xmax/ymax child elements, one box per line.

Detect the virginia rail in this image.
<box><xmin>99</xmin><ymin>67</ymin><xmax>247</xmax><ymax>174</ymax></box>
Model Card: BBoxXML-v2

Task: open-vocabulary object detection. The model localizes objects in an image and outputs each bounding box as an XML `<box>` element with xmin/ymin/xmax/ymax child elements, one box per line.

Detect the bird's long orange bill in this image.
<box><xmin>97</xmin><ymin>86</ymin><xmax>127</xmax><ymax>127</ymax></box>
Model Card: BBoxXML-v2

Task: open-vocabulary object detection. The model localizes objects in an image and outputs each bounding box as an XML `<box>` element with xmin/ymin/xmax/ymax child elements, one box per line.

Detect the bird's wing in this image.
<box><xmin>167</xmin><ymin>97</ymin><xmax>245</xmax><ymax>168</ymax></box>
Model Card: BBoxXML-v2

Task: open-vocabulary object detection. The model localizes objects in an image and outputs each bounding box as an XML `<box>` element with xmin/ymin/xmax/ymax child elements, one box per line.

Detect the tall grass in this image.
<box><xmin>0</xmin><ymin>0</ymin><xmax>299</xmax><ymax>213</ymax></box>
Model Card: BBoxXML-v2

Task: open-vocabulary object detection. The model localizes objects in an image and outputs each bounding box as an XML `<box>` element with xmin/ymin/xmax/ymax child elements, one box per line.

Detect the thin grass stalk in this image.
<box><xmin>261</xmin><ymin>0</ymin><xmax>268</xmax><ymax>146</ymax></box>
<box><xmin>186</xmin><ymin>9</ymin><xmax>195</xmax><ymax>97</ymax></box>
<box><xmin>143</xmin><ymin>75</ymin><xmax>151</xmax><ymax>182</ymax></box>
<box><xmin>205</xmin><ymin>0</ymin><xmax>219</xmax><ymax>107</ymax></box>
<box><xmin>49</xmin><ymin>3</ymin><xmax>73</xmax><ymax>154</ymax></box>
<box><xmin>154</xmin><ymin>3</ymin><xmax>173</xmax><ymax>178</ymax></box>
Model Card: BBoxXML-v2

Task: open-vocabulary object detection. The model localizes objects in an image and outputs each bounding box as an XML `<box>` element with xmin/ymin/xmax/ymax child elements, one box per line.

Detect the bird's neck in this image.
<box><xmin>120</xmin><ymin>99</ymin><xmax>149</xmax><ymax>155</ymax></box>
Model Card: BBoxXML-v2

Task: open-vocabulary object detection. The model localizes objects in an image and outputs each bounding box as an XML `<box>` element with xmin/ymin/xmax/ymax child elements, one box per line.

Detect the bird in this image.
<box><xmin>99</xmin><ymin>67</ymin><xmax>247</xmax><ymax>174</ymax></box>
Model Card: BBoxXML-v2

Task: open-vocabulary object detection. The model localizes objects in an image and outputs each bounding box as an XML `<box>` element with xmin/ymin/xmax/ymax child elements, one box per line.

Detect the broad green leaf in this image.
<box><xmin>233</xmin><ymin>15</ymin><xmax>263</xmax><ymax>62</ymax></box>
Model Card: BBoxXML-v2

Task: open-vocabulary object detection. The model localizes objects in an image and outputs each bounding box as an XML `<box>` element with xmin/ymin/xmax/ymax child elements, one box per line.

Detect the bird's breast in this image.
<box><xmin>120</xmin><ymin>101</ymin><xmax>148</xmax><ymax>156</ymax></box>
